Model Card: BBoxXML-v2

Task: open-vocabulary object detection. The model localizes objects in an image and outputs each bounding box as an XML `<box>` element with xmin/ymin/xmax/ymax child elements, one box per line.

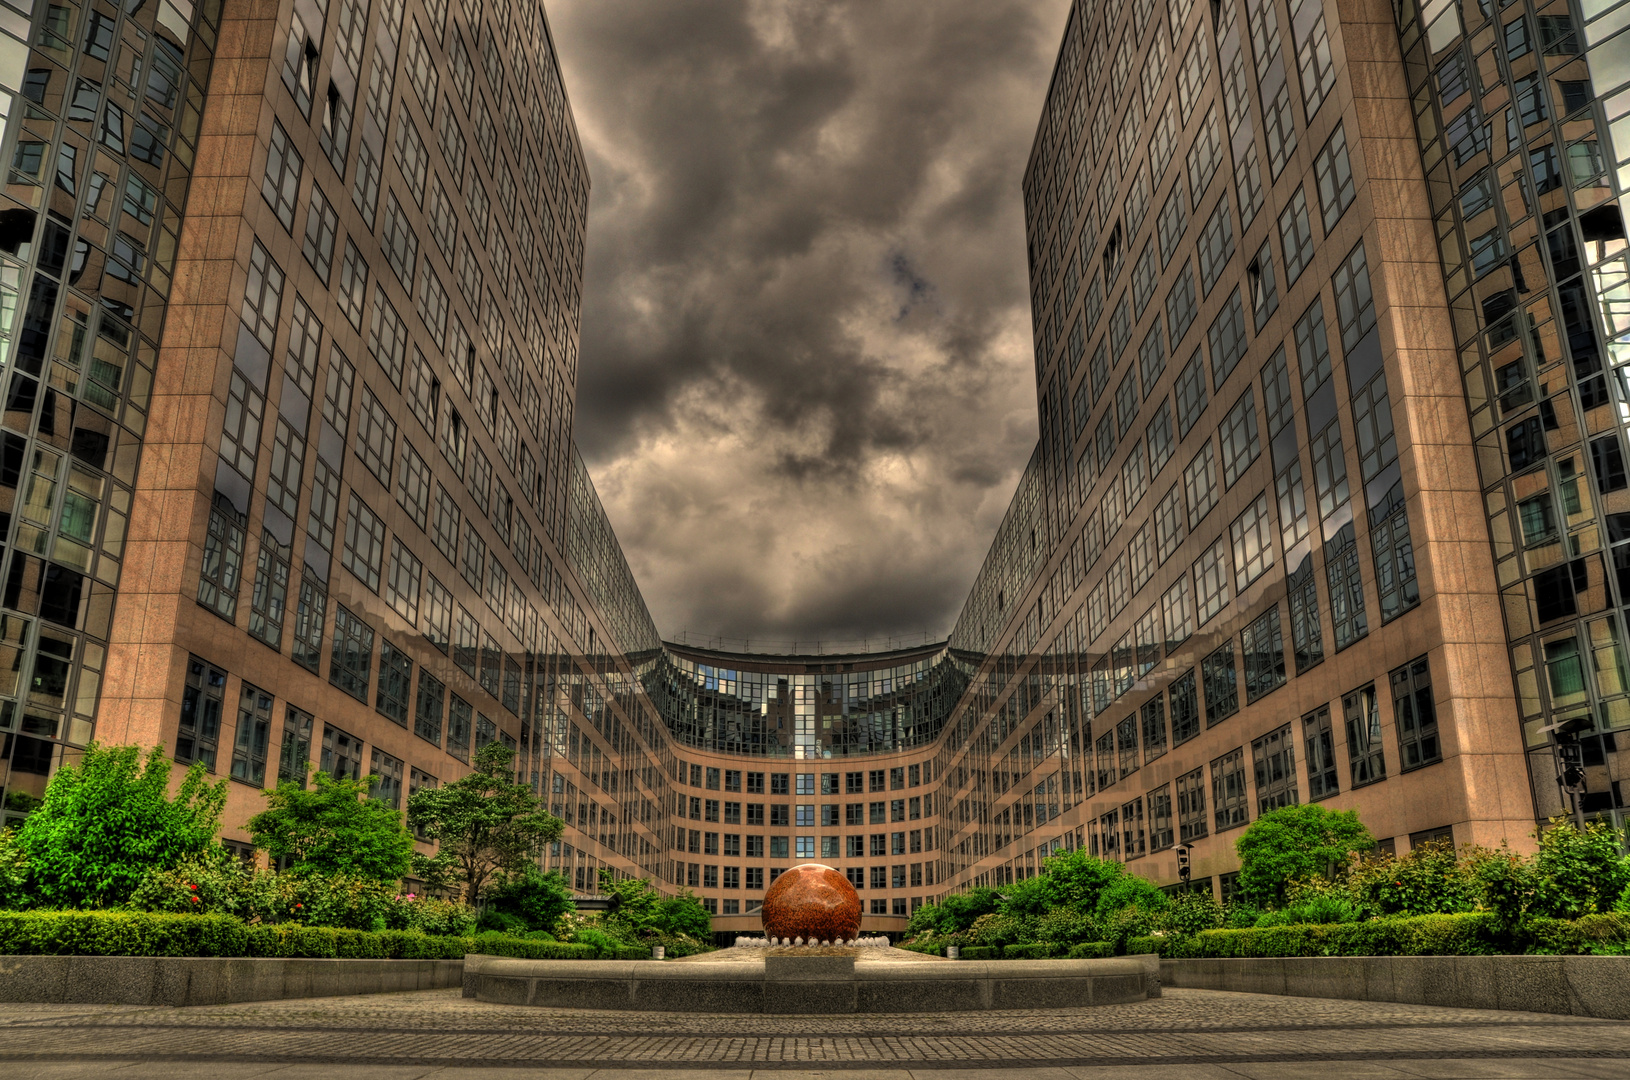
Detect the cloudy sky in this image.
<box><xmin>549</xmin><ymin>0</ymin><xmax>1072</xmax><ymax>647</ymax></box>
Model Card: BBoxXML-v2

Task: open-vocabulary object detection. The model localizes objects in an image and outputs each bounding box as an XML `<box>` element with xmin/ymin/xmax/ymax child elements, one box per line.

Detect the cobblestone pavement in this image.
<box><xmin>0</xmin><ymin>987</ymin><xmax>1627</xmax><ymax>1078</ymax></box>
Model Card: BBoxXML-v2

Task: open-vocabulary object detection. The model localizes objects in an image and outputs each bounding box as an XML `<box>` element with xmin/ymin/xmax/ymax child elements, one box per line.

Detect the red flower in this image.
<box><xmin>190</xmin><ymin>884</ymin><xmax>198</xmax><ymax>891</ymax></box>
<box><xmin>190</xmin><ymin>896</ymin><xmax>200</xmax><ymax>903</ymax></box>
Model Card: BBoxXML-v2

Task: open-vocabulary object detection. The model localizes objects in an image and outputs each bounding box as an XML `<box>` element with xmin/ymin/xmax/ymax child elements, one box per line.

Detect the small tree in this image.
<box><xmin>408</xmin><ymin>742</ymin><xmax>563</xmax><ymax>904</ymax></box>
<box><xmin>246</xmin><ymin>770</ymin><xmax>414</xmax><ymax>882</ymax></box>
<box><xmin>19</xmin><ymin>744</ymin><xmax>227</xmax><ymax>908</ymax></box>
<box><xmin>1235</xmin><ymin>804</ymin><xmax>1374</xmax><ymax>908</ymax></box>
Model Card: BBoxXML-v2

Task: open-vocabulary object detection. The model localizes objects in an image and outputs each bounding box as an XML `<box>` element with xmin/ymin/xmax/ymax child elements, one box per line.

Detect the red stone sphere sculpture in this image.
<box><xmin>761</xmin><ymin>862</ymin><xmax>862</xmax><ymax>943</ymax></box>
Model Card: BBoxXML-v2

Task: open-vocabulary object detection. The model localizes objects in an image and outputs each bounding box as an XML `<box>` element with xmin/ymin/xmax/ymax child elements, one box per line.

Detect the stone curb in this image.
<box><xmin>0</xmin><ymin>955</ymin><xmax>465</xmax><ymax>1006</ymax></box>
<box><xmin>462</xmin><ymin>952</ymin><xmax>1160</xmax><ymax>1013</ymax></box>
<box><xmin>1160</xmin><ymin>954</ymin><xmax>1630</xmax><ymax>1018</ymax></box>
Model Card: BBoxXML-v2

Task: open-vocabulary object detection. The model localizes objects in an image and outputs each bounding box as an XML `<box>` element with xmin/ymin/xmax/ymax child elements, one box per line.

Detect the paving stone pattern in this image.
<box><xmin>0</xmin><ymin>987</ymin><xmax>1628</xmax><ymax>1074</ymax></box>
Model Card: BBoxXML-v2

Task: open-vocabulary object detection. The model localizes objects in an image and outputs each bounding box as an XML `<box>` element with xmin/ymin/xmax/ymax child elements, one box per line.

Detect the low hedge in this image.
<box><xmin>896</xmin><ymin>940</ymin><xmax>942</xmax><ymax>956</ymax></box>
<box><xmin>1128</xmin><ymin>913</ymin><xmax>1542</xmax><ymax>959</ymax></box>
<box><xmin>1001</xmin><ymin>942</ymin><xmax>1062</xmax><ymax>959</ymax></box>
<box><xmin>959</xmin><ymin>945</ymin><xmax>999</xmax><ymax>960</ymax></box>
<box><xmin>0</xmin><ymin>911</ymin><xmax>656</xmax><ymax>960</ymax></box>
<box><xmin>1066</xmin><ymin>941</ymin><xmax>1114</xmax><ymax>959</ymax></box>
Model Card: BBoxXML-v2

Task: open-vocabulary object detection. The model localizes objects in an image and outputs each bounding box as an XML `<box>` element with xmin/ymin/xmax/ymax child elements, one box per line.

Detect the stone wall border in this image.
<box><xmin>1161</xmin><ymin>955</ymin><xmax>1630</xmax><ymax>1018</ymax></box>
<box><xmin>0</xmin><ymin>955</ymin><xmax>465</xmax><ymax>1006</ymax></box>
<box><xmin>462</xmin><ymin>952</ymin><xmax>1161</xmax><ymax>1013</ymax></box>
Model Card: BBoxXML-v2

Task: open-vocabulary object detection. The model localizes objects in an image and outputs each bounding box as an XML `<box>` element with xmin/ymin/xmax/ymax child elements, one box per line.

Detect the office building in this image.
<box><xmin>0</xmin><ymin>0</ymin><xmax>1624</xmax><ymax>937</ymax></box>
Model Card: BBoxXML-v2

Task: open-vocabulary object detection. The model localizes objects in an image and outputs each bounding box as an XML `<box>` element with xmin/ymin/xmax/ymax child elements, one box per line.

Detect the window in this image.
<box><xmin>279</xmin><ymin>706</ymin><xmax>313</xmax><ymax>785</ymax></box>
<box><xmin>1157</xmin><ymin>184</ymin><xmax>1188</xmax><ymax>268</ymax></box>
<box><xmin>376</xmin><ymin>639</ymin><xmax>412</xmax><ymax>726</ymax></box>
<box><xmin>1186</xmin><ymin>108</ymin><xmax>1222</xmax><ymax>205</ymax></box>
<box><xmin>1208</xmin><ymin>289</ymin><xmax>1248</xmax><ymax>388</ymax></box>
<box><xmin>1326</xmin><ymin>523</ymin><xmax>1369</xmax><ymax>650</ymax></box>
<box><xmin>1230</xmin><ymin>492</ymin><xmax>1275</xmax><ymax>588</ymax></box>
<box><xmin>1247</xmin><ymin>243</ymin><xmax>1278</xmax><ymax>330</ymax></box>
<box><xmin>1155</xmin><ymin>483</ymin><xmax>1185</xmax><ymax>564</ymax></box>
<box><xmin>1301</xmin><ymin>705</ymin><xmax>1339</xmax><ymax>800</ymax></box>
<box><xmin>1183</xmin><ymin>442</ymin><xmax>1218</xmax><ymax>528</ymax></box>
<box><xmin>329</xmin><ymin>604</ymin><xmax>373</xmax><ymax>702</ymax></box>
<box><xmin>1175</xmin><ymin>347</ymin><xmax>1207</xmax><ymax>435</ymax></box>
<box><xmin>1242</xmin><ymin>606</ymin><xmax>1287</xmax><ymax>702</ymax></box>
<box><xmin>1279</xmin><ymin>189</ymin><xmax>1315</xmax><ymax>286</ymax></box>
<box><xmin>178</xmin><ymin>656</ymin><xmax>226</xmax><ymax>769</ymax></box>
<box><xmin>217</xmin><ymin>369</ymin><xmax>266</xmax><ymax>487</ymax></box>
<box><xmin>338</xmin><ymin>240</ymin><xmax>368</xmax><ymax>329</ymax></box>
<box><xmin>447</xmin><ymin>696</ymin><xmax>471</xmax><ymax>762</ymax></box>
<box><xmin>342</xmin><ymin>494</ymin><xmax>386</xmax><ymax>592</ymax></box>
<box><xmin>386</xmin><ymin>539</ymin><xmax>421</xmax><ymax>622</ymax></box>
<box><xmin>1236</xmin><ymin>143</ymin><xmax>1265</xmax><ymax>230</ymax></box>
<box><xmin>1177</xmin><ymin>765</ymin><xmax>1207</xmax><ymax>841</ymax></box>
<box><xmin>1166</xmin><ymin>262</ymin><xmax>1198</xmax><ymax>348</ymax></box>
<box><xmin>1138</xmin><ymin>331</ymin><xmax>1166</xmax><ymax>404</ymax></box>
<box><xmin>1333</xmin><ymin>242</ymin><xmax>1377</xmax><ymax>354</ymax></box>
<box><xmin>1211</xmin><ymin>747</ymin><xmax>1249</xmax><ymax>831</ymax></box>
<box><xmin>1342</xmin><ymin>682</ymin><xmax>1386</xmax><ymax>786</ymax></box>
<box><xmin>1219</xmin><ymin>392</ymin><xmax>1261</xmax><ymax>488</ymax></box>
<box><xmin>248</xmin><ymin>530</ymin><xmax>290</xmax><ymax>648</ymax></box>
<box><xmin>1391</xmin><ymin>655</ymin><xmax>1440</xmax><ymax>771</ymax></box>
<box><xmin>381</xmin><ymin>192</ymin><xmax>418</xmax><ymax>288</ymax></box>
<box><xmin>1116</xmin><ymin>370</ymin><xmax>1140</xmax><ymax>436</ymax></box>
<box><xmin>262</xmin><ymin>122</ymin><xmax>302</xmax><ymax>232</ymax></box>
<box><xmin>1202</xmin><ymin>642</ymin><xmax>1238</xmax><ymax>725</ymax></box>
<box><xmin>198</xmin><ymin>497</ymin><xmax>246</xmax><ymax>620</ymax></box>
<box><xmin>1314</xmin><ymin>125</ymin><xmax>1355</xmax><ymax>233</ymax></box>
<box><xmin>322</xmin><ymin>723</ymin><xmax>364</xmax><ymax>782</ymax></box>
<box><xmin>292</xmin><ymin>576</ymin><xmax>326</xmax><ymax>672</ymax></box>
<box><xmin>1293</xmin><ymin>299</ymin><xmax>1332</xmax><ymax>399</ymax></box>
<box><xmin>1198</xmin><ymin>198</ymin><xmax>1236</xmax><ymax>295</ymax></box>
<box><xmin>392</xmin><ymin>113</ymin><xmax>428</xmax><ymax>205</ymax></box>
<box><xmin>1131</xmin><ymin>243</ymin><xmax>1159</xmax><ymax>316</ymax></box>
<box><xmin>1371</xmin><ymin>481</ymin><xmax>1419</xmax><ymax>623</ymax></box>
<box><xmin>1311</xmin><ymin>420</ymin><xmax>1350</xmax><ymax>519</ymax></box>
<box><xmin>1162</xmin><ymin>576</ymin><xmax>1195</xmax><ymax>646</ymax></box>
<box><xmin>424</xmin><ymin>575</ymin><xmax>452</xmax><ymax>651</ymax></box>
<box><xmin>1298</xmin><ymin>11</ymin><xmax>1335</xmax><ymax>117</ymax></box>
<box><xmin>1146</xmin><ymin>402</ymin><xmax>1174</xmax><ymax>478</ymax></box>
<box><xmin>355</xmin><ymin>388</ymin><xmax>397</xmax><ymax>484</ymax></box>
<box><xmin>1252</xmin><ymin>724</ymin><xmax>1297</xmax><ymax>814</ymax></box>
<box><xmin>1287</xmin><ymin>556</ymin><xmax>1325</xmax><ymax>673</ymax></box>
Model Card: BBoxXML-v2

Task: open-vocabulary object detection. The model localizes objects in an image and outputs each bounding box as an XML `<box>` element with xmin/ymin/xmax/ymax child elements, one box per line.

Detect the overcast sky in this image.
<box><xmin>549</xmin><ymin>0</ymin><xmax>1072</xmax><ymax>647</ymax></box>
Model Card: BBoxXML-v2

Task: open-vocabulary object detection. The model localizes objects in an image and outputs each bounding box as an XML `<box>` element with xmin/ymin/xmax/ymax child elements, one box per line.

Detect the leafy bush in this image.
<box><xmin>1066</xmin><ymin>941</ymin><xmax>1114</xmax><ymax>958</ymax></box>
<box><xmin>1039</xmin><ymin>849</ymin><xmax>1130</xmax><ymax>913</ymax></box>
<box><xmin>1034</xmin><ymin>906</ymin><xmax>1098</xmax><ymax>946</ymax></box>
<box><xmin>0</xmin><ymin>910</ymin><xmax>665</xmax><ymax>960</ymax></box>
<box><xmin>1530</xmin><ymin>818</ymin><xmax>1630</xmax><ymax>919</ymax></box>
<box><xmin>483</xmin><ymin>867</ymin><xmax>574</xmax><ymax>935</ymax></box>
<box><xmin>128</xmin><ymin>853</ymin><xmax>250</xmax><ymax>917</ymax></box>
<box><xmin>959</xmin><ymin>945</ymin><xmax>998</xmax><ymax>960</ymax></box>
<box><xmin>1155</xmin><ymin>890</ymin><xmax>1223</xmax><ymax>935</ymax></box>
<box><xmin>1001</xmin><ymin>942</ymin><xmax>1060</xmax><ymax>959</ymax></box>
<box><xmin>1233</xmin><ymin>805</ymin><xmax>1373</xmax><ymax>908</ymax></box>
<box><xmin>246</xmin><ymin>772</ymin><xmax>414</xmax><ymax>883</ymax></box>
<box><xmin>389</xmin><ymin>894</ymin><xmax>477</xmax><ymax>936</ymax></box>
<box><xmin>1343</xmin><ymin>840</ymin><xmax>1481</xmax><ymax>918</ymax></box>
<box><xmin>1157</xmin><ymin>912</ymin><xmax>1512</xmax><ymax>958</ymax></box>
<box><xmin>932</xmin><ymin>887</ymin><xmax>1003</xmax><ymax>935</ymax></box>
<box><xmin>18</xmin><ymin>745</ymin><xmax>227</xmax><ymax>909</ymax></box>
<box><xmin>1125</xmin><ymin>935</ymin><xmax>1166</xmax><ymax>956</ymax></box>
<box><xmin>0</xmin><ymin>828</ymin><xmax>28</xmax><ymax>910</ymax></box>
<box><xmin>966</xmin><ymin>911</ymin><xmax>1031</xmax><ymax>947</ymax></box>
<box><xmin>897</xmin><ymin>939</ymin><xmax>942</xmax><ymax>955</ymax></box>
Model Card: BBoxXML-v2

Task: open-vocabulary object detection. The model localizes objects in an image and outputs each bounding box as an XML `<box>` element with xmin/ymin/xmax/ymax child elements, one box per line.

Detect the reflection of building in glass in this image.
<box><xmin>0</xmin><ymin>0</ymin><xmax>1624</xmax><ymax>938</ymax></box>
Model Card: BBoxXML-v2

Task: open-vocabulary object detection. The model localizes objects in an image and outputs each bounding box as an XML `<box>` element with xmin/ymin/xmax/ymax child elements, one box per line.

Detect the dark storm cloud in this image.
<box><xmin>550</xmin><ymin>0</ymin><xmax>1071</xmax><ymax>644</ymax></box>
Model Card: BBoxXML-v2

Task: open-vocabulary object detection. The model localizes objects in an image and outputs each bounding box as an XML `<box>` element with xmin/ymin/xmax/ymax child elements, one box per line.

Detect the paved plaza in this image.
<box><xmin>0</xmin><ymin>987</ymin><xmax>1627</xmax><ymax>1078</ymax></box>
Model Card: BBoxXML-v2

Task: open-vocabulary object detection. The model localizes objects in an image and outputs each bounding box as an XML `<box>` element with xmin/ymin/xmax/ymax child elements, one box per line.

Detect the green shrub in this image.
<box><xmin>484</xmin><ymin>867</ymin><xmax>574</xmax><ymax>934</ymax></box>
<box><xmin>1001</xmin><ymin>942</ymin><xmax>1059</xmax><ymax>959</ymax></box>
<box><xmin>1233</xmin><ymin>805</ymin><xmax>1374</xmax><ymax>908</ymax></box>
<box><xmin>1124</xmin><ymin>934</ymin><xmax>1170</xmax><ymax>956</ymax></box>
<box><xmin>0</xmin><ymin>828</ymin><xmax>29</xmax><ymax>910</ymax></box>
<box><xmin>897</xmin><ymin>939</ymin><xmax>941</xmax><ymax>955</ymax></box>
<box><xmin>1155</xmin><ymin>890</ymin><xmax>1221</xmax><ymax>935</ymax></box>
<box><xmin>19</xmin><ymin>745</ymin><xmax>227</xmax><ymax>909</ymax></box>
<box><xmin>959</xmin><ymin>945</ymin><xmax>998</xmax><ymax>960</ymax></box>
<box><xmin>1174</xmin><ymin>912</ymin><xmax>1509</xmax><ymax>958</ymax></box>
<box><xmin>1066</xmin><ymin>941</ymin><xmax>1114</xmax><ymax>958</ymax></box>
<box><xmin>1531</xmin><ymin>818</ymin><xmax>1630</xmax><ymax>920</ymax></box>
<box><xmin>390</xmin><ymin>895</ymin><xmax>477</xmax><ymax>936</ymax></box>
<box><xmin>1035</xmin><ymin>906</ymin><xmax>1098</xmax><ymax>947</ymax></box>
